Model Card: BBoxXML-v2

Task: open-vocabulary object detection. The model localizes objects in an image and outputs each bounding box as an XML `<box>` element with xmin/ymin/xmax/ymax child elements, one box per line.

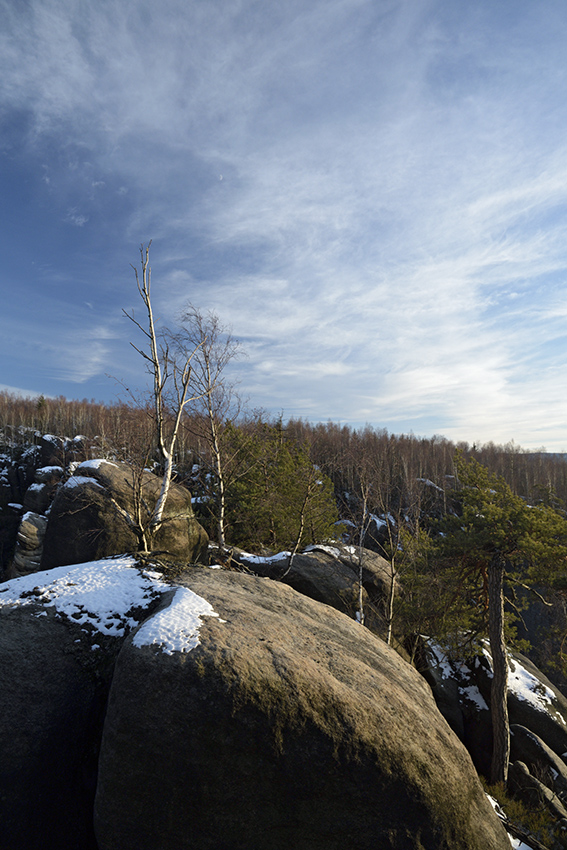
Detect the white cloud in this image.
<box><xmin>2</xmin><ymin>0</ymin><xmax>567</xmax><ymax>447</ymax></box>
<box><xmin>0</xmin><ymin>383</ymin><xmax>44</xmax><ymax>399</ymax></box>
<box><xmin>64</xmin><ymin>208</ymin><xmax>89</xmax><ymax>227</ymax></box>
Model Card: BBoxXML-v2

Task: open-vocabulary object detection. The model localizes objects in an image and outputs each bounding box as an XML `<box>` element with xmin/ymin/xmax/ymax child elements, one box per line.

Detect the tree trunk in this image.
<box><xmin>385</xmin><ymin>560</ymin><xmax>396</xmax><ymax>646</ymax></box>
<box><xmin>209</xmin><ymin>410</ymin><xmax>226</xmax><ymax>548</ymax></box>
<box><xmin>488</xmin><ymin>555</ymin><xmax>509</xmax><ymax>784</ymax></box>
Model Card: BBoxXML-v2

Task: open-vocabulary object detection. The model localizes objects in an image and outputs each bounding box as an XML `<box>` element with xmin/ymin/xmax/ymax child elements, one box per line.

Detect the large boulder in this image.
<box><xmin>414</xmin><ymin>638</ymin><xmax>494</xmax><ymax>777</ymax></box>
<box><xmin>0</xmin><ymin>557</ymin><xmax>170</xmax><ymax>850</ymax></box>
<box><xmin>94</xmin><ymin>569</ymin><xmax>509</xmax><ymax>850</ymax></box>
<box><xmin>41</xmin><ymin>459</ymin><xmax>208</xmax><ymax>569</ymax></box>
<box><xmin>22</xmin><ymin>465</ymin><xmax>64</xmax><ymax>514</ymax></box>
<box><xmin>508</xmin><ymin>760</ymin><xmax>567</xmax><ymax>821</ymax></box>
<box><xmin>510</xmin><ymin>724</ymin><xmax>567</xmax><ymax>797</ymax></box>
<box><xmin>474</xmin><ymin>649</ymin><xmax>567</xmax><ymax>757</ymax></box>
<box><xmin>233</xmin><ymin>543</ymin><xmax>394</xmax><ymax>634</ymax></box>
<box><xmin>416</xmin><ymin>638</ymin><xmax>567</xmax><ymax>780</ymax></box>
<box><xmin>39</xmin><ymin>434</ymin><xmax>67</xmax><ymax>468</ymax></box>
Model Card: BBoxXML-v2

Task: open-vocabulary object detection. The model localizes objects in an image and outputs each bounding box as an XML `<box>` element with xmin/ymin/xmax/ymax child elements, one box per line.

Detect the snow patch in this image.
<box><xmin>78</xmin><ymin>459</ymin><xmax>117</xmax><ymax>470</ymax></box>
<box><xmin>64</xmin><ymin>476</ymin><xmax>104</xmax><ymax>489</ymax></box>
<box><xmin>240</xmin><ymin>551</ymin><xmax>291</xmax><ymax>564</ymax></box>
<box><xmin>304</xmin><ymin>544</ymin><xmax>342</xmax><ymax>559</ymax></box>
<box><xmin>0</xmin><ymin>557</ymin><xmax>169</xmax><ymax>638</ymax></box>
<box><xmin>427</xmin><ymin>641</ymin><xmax>489</xmax><ymax>710</ymax></box>
<box><xmin>508</xmin><ymin>657</ymin><xmax>561</xmax><ymax>719</ymax></box>
<box><xmin>132</xmin><ymin>587</ymin><xmax>221</xmax><ymax>655</ymax></box>
<box><xmin>486</xmin><ymin>795</ymin><xmax>533</xmax><ymax>849</ymax></box>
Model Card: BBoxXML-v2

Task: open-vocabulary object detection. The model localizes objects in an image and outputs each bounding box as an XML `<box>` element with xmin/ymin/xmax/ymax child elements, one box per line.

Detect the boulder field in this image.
<box><xmin>0</xmin><ymin>559</ymin><xmax>509</xmax><ymax>850</ymax></box>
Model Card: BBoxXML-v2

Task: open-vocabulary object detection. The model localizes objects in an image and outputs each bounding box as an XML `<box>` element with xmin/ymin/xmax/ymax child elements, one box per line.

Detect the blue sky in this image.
<box><xmin>2</xmin><ymin>0</ymin><xmax>567</xmax><ymax>450</ymax></box>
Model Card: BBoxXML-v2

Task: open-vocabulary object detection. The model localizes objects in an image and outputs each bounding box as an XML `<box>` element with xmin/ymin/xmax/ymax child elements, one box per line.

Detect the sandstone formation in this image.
<box><xmin>233</xmin><ymin>543</ymin><xmax>394</xmax><ymax>633</ymax></box>
<box><xmin>94</xmin><ymin>568</ymin><xmax>509</xmax><ymax>850</ymax></box>
<box><xmin>41</xmin><ymin>459</ymin><xmax>208</xmax><ymax>569</ymax></box>
<box><xmin>416</xmin><ymin>636</ymin><xmax>567</xmax><ymax>822</ymax></box>
<box><xmin>9</xmin><ymin>511</ymin><xmax>48</xmax><ymax>578</ymax></box>
<box><xmin>0</xmin><ymin>557</ymin><xmax>168</xmax><ymax>850</ymax></box>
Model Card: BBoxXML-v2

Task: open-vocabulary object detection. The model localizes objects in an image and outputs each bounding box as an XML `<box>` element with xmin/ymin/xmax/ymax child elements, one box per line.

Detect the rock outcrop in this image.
<box><xmin>22</xmin><ymin>465</ymin><xmax>64</xmax><ymax>514</ymax></box>
<box><xmin>416</xmin><ymin>636</ymin><xmax>567</xmax><ymax>824</ymax></box>
<box><xmin>232</xmin><ymin>543</ymin><xmax>394</xmax><ymax>634</ymax></box>
<box><xmin>9</xmin><ymin>511</ymin><xmax>48</xmax><ymax>578</ymax></box>
<box><xmin>0</xmin><ymin>557</ymin><xmax>168</xmax><ymax>850</ymax></box>
<box><xmin>41</xmin><ymin>459</ymin><xmax>209</xmax><ymax>569</ymax></box>
<box><xmin>94</xmin><ymin>568</ymin><xmax>509</xmax><ymax>850</ymax></box>
<box><xmin>0</xmin><ymin>558</ymin><xmax>510</xmax><ymax>850</ymax></box>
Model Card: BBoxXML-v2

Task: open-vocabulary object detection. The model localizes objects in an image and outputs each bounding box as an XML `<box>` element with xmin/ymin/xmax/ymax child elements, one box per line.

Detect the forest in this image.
<box><xmin>1</xmin><ymin>388</ymin><xmax>567</xmax><ymax>545</ymax></box>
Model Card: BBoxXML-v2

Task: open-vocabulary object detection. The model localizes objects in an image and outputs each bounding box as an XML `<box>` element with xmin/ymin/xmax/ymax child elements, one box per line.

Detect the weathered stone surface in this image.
<box><xmin>34</xmin><ymin>465</ymin><xmax>65</xmax><ymax>485</ymax></box>
<box><xmin>416</xmin><ymin>639</ymin><xmax>567</xmax><ymax>784</ymax></box>
<box><xmin>41</xmin><ymin>459</ymin><xmax>208</xmax><ymax>569</ymax></box>
<box><xmin>39</xmin><ymin>434</ymin><xmax>67</xmax><ymax>468</ymax></box>
<box><xmin>0</xmin><ymin>604</ymin><xmax>112</xmax><ymax>850</ymax></box>
<box><xmin>22</xmin><ymin>465</ymin><xmax>65</xmax><ymax>514</ymax></box>
<box><xmin>0</xmin><ymin>558</ymin><xmax>168</xmax><ymax>850</ymax></box>
<box><xmin>413</xmin><ymin>637</ymin><xmax>494</xmax><ymax>777</ymax></box>
<box><xmin>9</xmin><ymin>511</ymin><xmax>48</xmax><ymax>578</ymax></box>
<box><xmin>22</xmin><ymin>481</ymin><xmax>50</xmax><ymax>513</ymax></box>
<box><xmin>475</xmin><ymin>650</ymin><xmax>567</xmax><ymax>757</ymax></box>
<box><xmin>510</xmin><ymin>724</ymin><xmax>567</xmax><ymax>797</ymax></box>
<box><xmin>509</xmin><ymin>760</ymin><xmax>567</xmax><ymax>821</ymax></box>
<box><xmin>233</xmin><ymin>544</ymin><xmax>394</xmax><ymax>633</ymax></box>
<box><xmin>95</xmin><ymin>569</ymin><xmax>509</xmax><ymax>850</ymax></box>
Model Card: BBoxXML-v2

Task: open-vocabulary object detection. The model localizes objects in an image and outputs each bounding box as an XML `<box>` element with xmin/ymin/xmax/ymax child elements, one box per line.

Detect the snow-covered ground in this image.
<box><xmin>0</xmin><ymin>556</ymin><xmax>220</xmax><ymax>654</ymax></box>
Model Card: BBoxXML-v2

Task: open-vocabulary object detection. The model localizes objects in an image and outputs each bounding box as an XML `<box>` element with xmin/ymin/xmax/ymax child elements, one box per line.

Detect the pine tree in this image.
<box><xmin>221</xmin><ymin>423</ymin><xmax>338</xmax><ymax>551</ymax></box>
<box><xmin>436</xmin><ymin>453</ymin><xmax>567</xmax><ymax>784</ymax></box>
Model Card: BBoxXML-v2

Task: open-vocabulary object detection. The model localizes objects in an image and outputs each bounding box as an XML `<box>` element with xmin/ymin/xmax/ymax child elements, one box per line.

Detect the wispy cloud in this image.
<box><xmin>2</xmin><ymin>0</ymin><xmax>567</xmax><ymax>447</ymax></box>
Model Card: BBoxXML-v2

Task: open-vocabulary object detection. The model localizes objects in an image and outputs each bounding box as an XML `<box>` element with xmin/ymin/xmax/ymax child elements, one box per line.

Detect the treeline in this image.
<box><xmin>286</xmin><ymin>419</ymin><xmax>567</xmax><ymax>511</ymax></box>
<box><xmin>2</xmin><ymin>389</ymin><xmax>567</xmax><ymax>526</ymax></box>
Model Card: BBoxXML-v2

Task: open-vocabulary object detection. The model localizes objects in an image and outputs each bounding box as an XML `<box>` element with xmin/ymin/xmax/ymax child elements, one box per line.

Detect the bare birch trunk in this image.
<box><xmin>489</xmin><ymin>555</ymin><xmax>510</xmax><ymax>785</ymax></box>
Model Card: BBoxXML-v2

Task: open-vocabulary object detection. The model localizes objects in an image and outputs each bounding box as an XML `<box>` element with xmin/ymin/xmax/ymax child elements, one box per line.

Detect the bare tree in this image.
<box><xmin>175</xmin><ymin>304</ymin><xmax>242</xmax><ymax>549</ymax></box>
<box><xmin>123</xmin><ymin>243</ymin><xmax>204</xmax><ymax>550</ymax></box>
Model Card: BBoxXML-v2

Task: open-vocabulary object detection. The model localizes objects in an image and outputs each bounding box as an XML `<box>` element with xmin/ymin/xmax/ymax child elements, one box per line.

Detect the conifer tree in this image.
<box><xmin>221</xmin><ymin>422</ymin><xmax>338</xmax><ymax>551</ymax></box>
<box><xmin>436</xmin><ymin>453</ymin><xmax>567</xmax><ymax>784</ymax></box>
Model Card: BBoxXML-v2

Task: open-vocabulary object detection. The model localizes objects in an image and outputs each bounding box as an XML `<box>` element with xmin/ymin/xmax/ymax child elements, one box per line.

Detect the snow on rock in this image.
<box><xmin>0</xmin><ymin>557</ymin><xmax>168</xmax><ymax>638</ymax></box>
<box><xmin>508</xmin><ymin>656</ymin><xmax>559</xmax><ymax>717</ymax></box>
<box><xmin>0</xmin><ymin>556</ymin><xmax>221</xmax><ymax>654</ymax></box>
<box><xmin>238</xmin><ymin>550</ymin><xmax>291</xmax><ymax>564</ymax></box>
<box><xmin>78</xmin><ymin>459</ymin><xmax>118</xmax><ymax>470</ymax></box>
<box><xmin>479</xmin><ymin>642</ymin><xmax>564</xmax><ymax>721</ymax></box>
<box><xmin>304</xmin><ymin>543</ymin><xmax>342</xmax><ymax>559</ymax></box>
<box><xmin>63</xmin><ymin>475</ymin><xmax>104</xmax><ymax>490</ymax></box>
<box><xmin>132</xmin><ymin>587</ymin><xmax>221</xmax><ymax>655</ymax></box>
<box><xmin>27</xmin><ymin>482</ymin><xmax>44</xmax><ymax>493</ymax></box>
<box><xmin>428</xmin><ymin>640</ymin><xmax>489</xmax><ymax>711</ymax></box>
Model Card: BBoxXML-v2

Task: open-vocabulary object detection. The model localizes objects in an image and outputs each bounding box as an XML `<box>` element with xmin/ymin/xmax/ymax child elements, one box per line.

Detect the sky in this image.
<box><xmin>2</xmin><ymin>0</ymin><xmax>567</xmax><ymax>450</ymax></box>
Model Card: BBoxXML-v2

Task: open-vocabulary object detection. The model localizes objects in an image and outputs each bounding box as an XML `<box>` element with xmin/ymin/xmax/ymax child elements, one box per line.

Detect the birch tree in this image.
<box><xmin>175</xmin><ymin>305</ymin><xmax>242</xmax><ymax>549</ymax></box>
<box><xmin>123</xmin><ymin>242</ymin><xmax>204</xmax><ymax>550</ymax></box>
